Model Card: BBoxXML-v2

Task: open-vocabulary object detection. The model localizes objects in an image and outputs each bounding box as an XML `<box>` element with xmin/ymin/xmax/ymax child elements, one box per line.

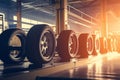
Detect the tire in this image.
<box><xmin>116</xmin><ymin>35</ymin><xmax>120</xmax><ymax>53</ymax></box>
<box><xmin>0</xmin><ymin>28</ymin><xmax>26</xmax><ymax>64</ymax></box>
<box><xmin>26</xmin><ymin>24</ymin><xmax>56</xmax><ymax>64</ymax></box>
<box><xmin>77</xmin><ymin>33</ymin><xmax>94</xmax><ymax>58</ymax></box>
<box><xmin>57</xmin><ymin>30</ymin><xmax>78</xmax><ymax>61</ymax></box>
<box><xmin>99</xmin><ymin>37</ymin><xmax>108</xmax><ymax>54</ymax></box>
<box><xmin>107</xmin><ymin>38</ymin><xmax>113</xmax><ymax>52</ymax></box>
<box><xmin>112</xmin><ymin>38</ymin><xmax>117</xmax><ymax>52</ymax></box>
<box><xmin>92</xmin><ymin>35</ymin><xmax>100</xmax><ymax>55</ymax></box>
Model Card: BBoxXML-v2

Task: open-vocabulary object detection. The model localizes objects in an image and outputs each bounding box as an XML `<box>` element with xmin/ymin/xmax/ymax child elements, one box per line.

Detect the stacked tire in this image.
<box><xmin>99</xmin><ymin>37</ymin><xmax>108</xmax><ymax>54</ymax></box>
<box><xmin>116</xmin><ymin>35</ymin><xmax>120</xmax><ymax>53</ymax></box>
<box><xmin>57</xmin><ymin>30</ymin><xmax>78</xmax><ymax>61</ymax></box>
<box><xmin>1</xmin><ymin>24</ymin><xmax>119</xmax><ymax>65</ymax></box>
<box><xmin>92</xmin><ymin>35</ymin><xmax>100</xmax><ymax>55</ymax></box>
<box><xmin>77</xmin><ymin>34</ymin><xmax>94</xmax><ymax>58</ymax></box>
<box><xmin>0</xmin><ymin>24</ymin><xmax>56</xmax><ymax>66</ymax></box>
<box><xmin>112</xmin><ymin>37</ymin><xmax>117</xmax><ymax>52</ymax></box>
<box><xmin>25</xmin><ymin>24</ymin><xmax>56</xmax><ymax>65</ymax></box>
<box><xmin>107</xmin><ymin>35</ymin><xmax>117</xmax><ymax>52</ymax></box>
<box><xmin>107</xmin><ymin>38</ymin><xmax>113</xmax><ymax>52</ymax></box>
<box><xmin>0</xmin><ymin>28</ymin><xmax>26</xmax><ymax>64</ymax></box>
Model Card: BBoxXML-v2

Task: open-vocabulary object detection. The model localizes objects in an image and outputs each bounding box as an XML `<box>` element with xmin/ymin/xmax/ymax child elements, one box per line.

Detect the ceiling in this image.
<box><xmin>1</xmin><ymin>0</ymin><xmax>120</xmax><ymax>32</ymax></box>
<box><xmin>1</xmin><ymin>0</ymin><xmax>120</xmax><ymax>17</ymax></box>
<box><xmin>22</xmin><ymin>0</ymin><xmax>120</xmax><ymax>18</ymax></box>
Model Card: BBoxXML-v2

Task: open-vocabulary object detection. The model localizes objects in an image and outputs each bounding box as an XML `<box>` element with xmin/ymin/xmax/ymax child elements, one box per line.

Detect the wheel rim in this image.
<box><xmin>111</xmin><ymin>39</ymin><xmax>114</xmax><ymax>51</ymax></box>
<box><xmin>40</xmin><ymin>30</ymin><xmax>55</xmax><ymax>61</ymax></box>
<box><xmin>113</xmin><ymin>38</ymin><xmax>117</xmax><ymax>51</ymax></box>
<box><xmin>9</xmin><ymin>34</ymin><xmax>23</xmax><ymax>61</ymax></box>
<box><xmin>104</xmin><ymin>38</ymin><xmax>107</xmax><ymax>49</ymax></box>
<box><xmin>95</xmin><ymin>38</ymin><xmax>100</xmax><ymax>53</ymax></box>
<box><xmin>69</xmin><ymin>33</ymin><xmax>77</xmax><ymax>57</ymax></box>
<box><xmin>41</xmin><ymin>36</ymin><xmax>48</xmax><ymax>57</ymax></box>
<box><xmin>87</xmin><ymin>36</ymin><xmax>93</xmax><ymax>55</ymax></box>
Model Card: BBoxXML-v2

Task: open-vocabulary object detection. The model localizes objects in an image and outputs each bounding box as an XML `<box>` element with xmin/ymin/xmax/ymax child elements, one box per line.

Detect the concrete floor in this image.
<box><xmin>48</xmin><ymin>52</ymin><xmax>120</xmax><ymax>80</ymax></box>
<box><xmin>0</xmin><ymin>52</ymin><xmax>120</xmax><ymax>80</ymax></box>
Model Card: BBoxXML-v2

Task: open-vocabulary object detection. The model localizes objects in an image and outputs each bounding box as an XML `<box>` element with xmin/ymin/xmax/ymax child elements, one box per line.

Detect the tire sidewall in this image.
<box><xmin>0</xmin><ymin>28</ymin><xmax>26</xmax><ymax>63</ymax></box>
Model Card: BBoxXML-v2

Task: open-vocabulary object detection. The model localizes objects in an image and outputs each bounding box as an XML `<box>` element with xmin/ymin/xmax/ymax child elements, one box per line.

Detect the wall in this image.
<box><xmin>0</xmin><ymin>0</ymin><xmax>56</xmax><ymax>31</ymax></box>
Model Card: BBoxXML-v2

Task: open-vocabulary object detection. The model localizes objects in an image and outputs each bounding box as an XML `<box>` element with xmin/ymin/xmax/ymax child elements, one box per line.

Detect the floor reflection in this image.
<box><xmin>49</xmin><ymin>53</ymin><xmax>120</xmax><ymax>79</ymax></box>
<box><xmin>87</xmin><ymin>52</ymin><xmax>120</xmax><ymax>79</ymax></box>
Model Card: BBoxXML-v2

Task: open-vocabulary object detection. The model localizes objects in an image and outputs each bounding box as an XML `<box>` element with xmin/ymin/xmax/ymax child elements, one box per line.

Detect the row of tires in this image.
<box><xmin>0</xmin><ymin>24</ymin><xmax>119</xmax><ymax>65</ymax></box>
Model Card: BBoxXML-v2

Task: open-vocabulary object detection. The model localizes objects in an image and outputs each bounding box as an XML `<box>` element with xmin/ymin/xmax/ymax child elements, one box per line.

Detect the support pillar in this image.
<box><xmin>16</xmin><ymin>0</ymin><xmax>22</xmax><ymax>28</ymax></box>
<box><xmin>55</xmin><ymin>0</ymin><xmax>68</xmax><ymax>34</ymax></box>
<box><xmin>101</xmin><ymin>0</ymin><xmax>107</xmax><ymax>37</ymax></box>
<box><xmin>0</xmin><ymin>13</ymin><xmax>5</xmax><ymax>31</ymax></box>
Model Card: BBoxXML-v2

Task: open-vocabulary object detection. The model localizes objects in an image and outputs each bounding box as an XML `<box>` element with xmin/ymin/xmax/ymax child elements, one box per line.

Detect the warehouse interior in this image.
<box><xmin>0</xmin><ymin>0</ymin><xmax>120</xmax><ymax>80</ymax></box>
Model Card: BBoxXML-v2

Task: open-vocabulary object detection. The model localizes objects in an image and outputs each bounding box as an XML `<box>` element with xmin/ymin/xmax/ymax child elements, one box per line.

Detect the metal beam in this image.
<box><xmin>69</xmin><ymin>0</ymin><xmax>95</xmax><ymax>4</ymax></box>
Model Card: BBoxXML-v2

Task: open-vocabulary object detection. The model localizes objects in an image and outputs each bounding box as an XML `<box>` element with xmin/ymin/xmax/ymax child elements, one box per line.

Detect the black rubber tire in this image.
<box><xmin>107</xmin><ymin>38</ymin><xmax>113</xmax><ymax>52</ymax></box>
<box><xmin>92</xmin><ymin>35</ymin><xmax>100</xmax><ymax>55</ymax></box>
<box><xmin>26</xmin><ymin>24</ymin><xmax>56</xmax><ymax>64</ymax></box>
<box><xmin>0</xmin><ymin>28</ymin><xmax>26</xmax><ymax>64</ymax></box>
<box><xmin>112</xmin><ymin>38</ymin><xmax>117</xmax><ymax>52</ymax></box>
<box><xmin>116</xmin><ymin>35</ymin><xmax>120</xmax><ymax>53</ymax></box>
<box><xmin>57</xmin><ymin>30</ymin><xmax>78</xmax><ymax>61</ymax></box>
<box><xmin>115</xmin><ymin>35</ymin><xmax>120</xmax><ymax>53</ymax></box>
<box><xmin>99</xmin><ymin>37</ymin><xmax>108</xmax><ymax>54</ymax></box>
<box><xmin>77</xmin><ymin>33</ymin><xmax>94</xmax><ymax>58</ymax></box>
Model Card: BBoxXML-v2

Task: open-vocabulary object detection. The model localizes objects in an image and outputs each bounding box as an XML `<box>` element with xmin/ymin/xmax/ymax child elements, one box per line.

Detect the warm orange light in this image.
<box><xmin>70</xmin><ymin>58</ymin><xmax>77</xmax><ymax>63</ymax></box>
<box><xmin>107</xmin><ymin>10</ymin><xmax>120</xmax><ymax>32</ymax></box>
